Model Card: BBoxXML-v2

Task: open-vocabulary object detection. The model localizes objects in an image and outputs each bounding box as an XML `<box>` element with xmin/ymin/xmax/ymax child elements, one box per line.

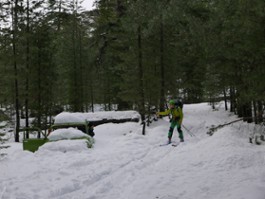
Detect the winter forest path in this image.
<box><xmin>0</xmin><ymin>103</ymin><xmax>265</xmax><ymax>199</ymax></box>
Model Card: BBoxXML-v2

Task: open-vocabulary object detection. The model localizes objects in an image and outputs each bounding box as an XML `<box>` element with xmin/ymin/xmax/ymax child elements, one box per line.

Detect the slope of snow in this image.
<box><xmin>0</xmin><ymin>103</ymin><xmax>264</xmax><ymax>199</ymax></box>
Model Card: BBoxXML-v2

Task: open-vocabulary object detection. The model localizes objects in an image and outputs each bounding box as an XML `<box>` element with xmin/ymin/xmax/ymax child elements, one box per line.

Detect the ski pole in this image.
<box><xmin>182</xmin><ymin>124</ymin><xmax>196</xmax><ymax>137</ymax></box>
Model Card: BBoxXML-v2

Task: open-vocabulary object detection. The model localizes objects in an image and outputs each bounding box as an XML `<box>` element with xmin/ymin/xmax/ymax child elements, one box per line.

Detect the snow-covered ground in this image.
<box><xmin>1</xmin><ymin>103</ymin><xmax>265</xmax><ymax>199</ymax></box>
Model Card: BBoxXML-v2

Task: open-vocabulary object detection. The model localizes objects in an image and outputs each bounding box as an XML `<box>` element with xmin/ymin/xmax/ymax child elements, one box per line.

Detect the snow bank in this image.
<box><xmin>38</xmin><ymin>139</ymin><xmax>90</xmax><ymax>153</ymax></box>
<box><xmin>54</xmin><ymin>111</ymin><xmax>140</xmax><ymax>124</ymax></box>
<box><xmin>48</xmin><ymin>128</ymin><xmax>89</xmax><ymax>141</ymax></box>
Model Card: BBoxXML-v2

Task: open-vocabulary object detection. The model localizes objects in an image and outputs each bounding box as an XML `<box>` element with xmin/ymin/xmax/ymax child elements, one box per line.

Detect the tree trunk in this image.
<box><xmin>230</xmin><ymin>86</ymin><xmax>235</xmax><ymax>112</ymax></box>
<box><xmin>25</xmin><ymin>0</ymin><xmax>30</xmax><ymax>139</ymax></box>
<box><xmin>253</xmin><ymin>101</ymin><xmax>257</xmax><ymax>124</ymax></box>
<box><xmin>242</xmin><ymin>102</ymin><xmax>252</xmax><ymax>123</ymax></box>
<box><xmin>90</xmin><ymin>78</ymin><xmax>94</xmax><ymax>112</ymax></box>
<box><xmin>137</xmin><ymin>25</ymin><xmax>145</xmax><ymax>135</ymax></box>
<box><xmin>12</xmin><ymin>0</ymin><xmax>20</xmax><ymax>142</ymax></box>
<box><xmin>79</xmin><ymin>29</ymin><xmax>84</xmax><ymax>112</ymax></box>
<box><xmin>116</xmin><ymin>0</ymin><xmax>125</xmax><ymax>17</ymax></box>
<box><xmin>57</xmin><ymin>0</ymin><xmax>62</xmax><ymax>31</ymax></box>
<box><xmin>37</xmin><ymin>37</ymin><xmax>42</xmax><ymax>138</ymax></box>
<box><xmin>257</xmin><ymin>101</ymin><xmax>263</xmax><ymax>123</ymax></box>
<box><xmin>159</xmin><ymin>13</ymin><xmax>165</xmax><ymax>112</ymax></box>
<box><xmin>223</xmin><ymin>88</ymin><xmax>228</xmax><ymax>111</ymax></box>
<box><xmin>71</xmin><ymin>4</ymin><xmax>79</xmax><ymax>112</ymax></box>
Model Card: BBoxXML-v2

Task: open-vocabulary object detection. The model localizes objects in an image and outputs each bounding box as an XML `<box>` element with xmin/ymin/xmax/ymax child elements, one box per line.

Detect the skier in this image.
<box><xmin>157</xmin><ymin>100</ymin><xmax>184</xmax><ymax>144</ymax></box>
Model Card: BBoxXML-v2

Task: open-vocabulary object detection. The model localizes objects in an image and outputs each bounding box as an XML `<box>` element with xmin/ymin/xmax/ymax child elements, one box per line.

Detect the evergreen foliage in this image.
<box><xmin>0</xmin><ymin>0</ymin><xmax>264</xmax><ymax>140</ymax></box>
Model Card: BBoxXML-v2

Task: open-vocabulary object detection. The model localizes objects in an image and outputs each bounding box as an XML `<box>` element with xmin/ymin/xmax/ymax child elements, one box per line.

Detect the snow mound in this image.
<box><xmin>48</xmin><ymin>128</ymin><xmax>89</xmax><ymax>141</ymax></box>
<box><xmin>54</xmin><ymin>111</ymin><xmax>140</xmax><ymax>124</ymax></box>
<box><xmin>38</xmin><ymin>139</ymin><xmax>90</xmax><ymax>153</ymax></box>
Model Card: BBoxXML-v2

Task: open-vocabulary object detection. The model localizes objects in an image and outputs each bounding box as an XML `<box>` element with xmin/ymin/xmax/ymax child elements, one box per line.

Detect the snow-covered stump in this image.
<box><xmin>249</xmin><ymin>124</ymin><xmax>265</xmax><ymax>145</ymax></box>
<box><xmin>261</xmin><ymin>124</ymin><xmax>265</xmax><ymax>141</ymax></box>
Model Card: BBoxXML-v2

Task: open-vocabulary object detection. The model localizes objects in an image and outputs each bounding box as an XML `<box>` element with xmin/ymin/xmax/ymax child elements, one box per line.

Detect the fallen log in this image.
<box><xmin>90</xmin><ymin>118</ymin><xmax>139</xmax><ymax>126</ymax></box>
<box><xmin>207</xmin><ymin>119</ymin><xmax>243</xmax><ymax>136</ymax></box>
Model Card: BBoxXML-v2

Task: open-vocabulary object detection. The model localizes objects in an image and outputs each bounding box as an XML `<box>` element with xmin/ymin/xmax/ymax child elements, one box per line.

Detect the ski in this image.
<box><xmin>159</xmin><ymin>143</ymin><xmax>171</xmax><ymax>147</ymax></box>
<box><xmin>172</xmin><ymin>143</ymin><xmax>180</xmax><ymax>147</ymax></box>
<box><xmin>160</xmin><ymin>141</ymin><xmax>179</xmax><ymax>147</ymax></box>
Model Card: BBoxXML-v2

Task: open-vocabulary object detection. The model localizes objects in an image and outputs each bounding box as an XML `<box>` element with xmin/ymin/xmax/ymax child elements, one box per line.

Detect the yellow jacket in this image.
<box><xmin>158</xmin><ymin>107</ymin><xmax>183</xmax><ymax>124</ymax></box>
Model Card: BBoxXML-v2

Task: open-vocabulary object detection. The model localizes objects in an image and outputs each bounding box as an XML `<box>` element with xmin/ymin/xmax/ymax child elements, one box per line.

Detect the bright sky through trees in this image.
<box><xmin>81</xmin><ymin>0</ymin><xmax>95</xmax><ymax>10</ymax></box>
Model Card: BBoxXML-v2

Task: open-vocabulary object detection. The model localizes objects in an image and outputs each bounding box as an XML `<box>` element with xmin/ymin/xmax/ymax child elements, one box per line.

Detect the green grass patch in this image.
<box><xmin>23</xmin><ymin>138</ymin><xmax>48</xmax><ymax>152</ymax></box>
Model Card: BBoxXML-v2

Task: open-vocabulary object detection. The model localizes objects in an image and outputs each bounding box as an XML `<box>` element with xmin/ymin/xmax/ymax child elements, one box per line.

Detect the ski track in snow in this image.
<box><xmin>1</xmin><ymin>103</ymin><xmax>265</xmax><ymax>199</ymax></box>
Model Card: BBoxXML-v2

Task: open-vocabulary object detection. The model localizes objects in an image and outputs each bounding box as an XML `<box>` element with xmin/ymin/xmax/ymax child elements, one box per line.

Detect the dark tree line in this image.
<box><xmin>0</xmin><ymin>0</ymin><xmax>264</xmax><ymax>141</ymax></box>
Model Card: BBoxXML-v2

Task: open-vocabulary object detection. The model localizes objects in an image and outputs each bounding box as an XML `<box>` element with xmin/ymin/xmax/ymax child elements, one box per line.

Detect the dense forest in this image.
<box><xmin>0</xmin><ymin>0</ymin><xmax>264</xmax><ymax>141</ymax></box>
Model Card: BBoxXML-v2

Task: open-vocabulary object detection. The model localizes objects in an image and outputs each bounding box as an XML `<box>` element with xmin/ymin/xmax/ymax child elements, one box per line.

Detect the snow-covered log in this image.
<box><xmin>207</xmin><ymin>119</ymin><xmax>243</xmax><ymax>136</ymax></box>
<box><xmin>54</xmin><ymin>111</ymin><xmax>141</xmax><ymax>126</ymax></box>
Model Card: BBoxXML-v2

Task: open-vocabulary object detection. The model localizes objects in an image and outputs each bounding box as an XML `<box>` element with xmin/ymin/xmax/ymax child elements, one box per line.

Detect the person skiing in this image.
<box><xmin>157</xmin><ymin>100</ymin><xmax>184</xmax><ymax>143</ymax></box>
